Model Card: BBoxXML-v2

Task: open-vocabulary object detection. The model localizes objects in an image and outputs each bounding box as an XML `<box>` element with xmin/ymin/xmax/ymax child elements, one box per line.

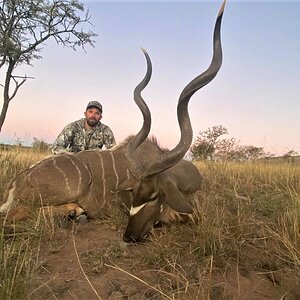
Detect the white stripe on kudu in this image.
<box><xmin>98</xmin><ymin>152</ymin><xmax>106</xmax><ymax>207</ymax></box>
<box><xmin>52</xmin><ymin>157</ymin><xmax>71</xmax><ymax>197</ymax></box>
<box><xmin>130</xmin><ymin>203</ymin><xmax>147</xmax><ymax>216</ymax></box>
<box><xmin>65</xmin><ymin>155</ymin><xmax>82</xmax><ymax>196</ymax></box>
<box><xmin>110</xmin><ymin>151</ymin><xmax>119</xmax><ymax>189</ymax></box>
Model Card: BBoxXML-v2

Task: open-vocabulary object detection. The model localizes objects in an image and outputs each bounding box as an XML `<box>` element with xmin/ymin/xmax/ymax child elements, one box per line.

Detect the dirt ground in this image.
<box><xmin>28</xmin><ymin>219</ymin><xmax>299</xmax><ymax>300</ymax></box>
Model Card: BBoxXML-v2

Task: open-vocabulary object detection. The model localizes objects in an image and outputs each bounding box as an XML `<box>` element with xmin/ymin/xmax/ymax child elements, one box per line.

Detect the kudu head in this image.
<box><xmin>120</xmin><ymin>1</ymin><xmax>226</xmax><ymax>242</ymax></box>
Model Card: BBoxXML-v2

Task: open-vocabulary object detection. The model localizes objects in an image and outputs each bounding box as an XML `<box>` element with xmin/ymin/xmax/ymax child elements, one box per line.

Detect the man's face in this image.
<box><xmin>84</xmin><ymin>107</ymin><xmax>102</xmax><ymax>127</ymax></box>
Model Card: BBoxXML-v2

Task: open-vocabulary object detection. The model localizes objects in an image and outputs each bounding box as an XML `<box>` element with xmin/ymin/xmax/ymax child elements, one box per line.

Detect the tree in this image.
<box><xmin>242</xmin><ymin>145</ymin><xmax>265</xmax><ymax>160</ymax></box>
<box><xmin>282</xmin><ymin>149</ymin><xmax>298</xmax><ymax>160</ymax></box>
<box><xmin>190</xmin><ymin>125</ymin><xmax>268</xmax><ymax>161</ymax></box>
<box><xmin>221</xmin><ymin>145</ymin><xmax>266</xmax><ymax>161</ymax></box>
<box><xmin>190</xmin><ymin>125</ymin><xmax>228</xmax><ymax>160</ymax></box>
<box><xmin>31</xmin><ymin>136</ymin><xmax>50</xmax><ymax>151</ymax></box>
<box><xmin>0</xmin><ymin>0</ymin><xmax>97</xmax><ymax>132</ymax></box>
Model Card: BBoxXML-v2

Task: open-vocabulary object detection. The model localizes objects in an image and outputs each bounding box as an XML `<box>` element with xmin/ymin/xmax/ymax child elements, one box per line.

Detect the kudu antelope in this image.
<box><xmin>0</xmin><ymin>1</ymin><xmax>225</xmax><ymax>242</ymax></box>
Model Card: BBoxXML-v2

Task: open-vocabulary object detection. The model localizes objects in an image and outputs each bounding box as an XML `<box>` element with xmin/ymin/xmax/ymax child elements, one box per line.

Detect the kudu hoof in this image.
<box><xmin>76</xmin><ymin>214</ymin><xmax>88</xmax><ymax>223</ymax></box>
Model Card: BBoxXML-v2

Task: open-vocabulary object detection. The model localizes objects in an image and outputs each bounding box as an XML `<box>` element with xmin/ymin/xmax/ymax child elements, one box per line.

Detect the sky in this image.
<box><xmin>1</xmin><ymin>0</ymin><xmax>299</xmax><ymax>156</ymax></box>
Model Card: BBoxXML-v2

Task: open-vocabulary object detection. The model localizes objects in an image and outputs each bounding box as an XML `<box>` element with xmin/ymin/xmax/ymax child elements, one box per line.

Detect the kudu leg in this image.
<box><xmin>39</xmin><ymin>203</ymin><xmax>85</xmax><ymax>219</ymax></box>
<box><xmin>4</xmin><ymin>203</ymin><xmax>85</xmax><ymax>222</ymax></box>
<box><xmin>5</xmin><ymin>205</ymin><xmax>31</xmax><ymax>221</ymax></box>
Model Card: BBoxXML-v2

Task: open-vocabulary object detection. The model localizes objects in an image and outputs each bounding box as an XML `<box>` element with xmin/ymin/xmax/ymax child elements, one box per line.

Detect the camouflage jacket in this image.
<box><xmin>52</xmin><ymin>118</ymin><xmax>116</xmax><ymax>154</ymax></box>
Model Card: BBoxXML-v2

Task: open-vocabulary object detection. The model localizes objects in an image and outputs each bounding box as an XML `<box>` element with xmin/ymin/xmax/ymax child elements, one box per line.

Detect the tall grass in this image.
<box><xmin>0</xmin><ymin>147</ymin><xmax>300</xmax><ymax>298</ymax></box>
<box><xmin>196</xmin><ymin>160</ymin><xmax>300</xmax><ymax>265</ymax></box>
<box><xmin>0</xmin><ymin>147</ymin><xmax>49</xmax><ymax>196</ymax></box>
<box><xmin>136</xmin><ymin>160</ymin><xmax>300</xmax><ymax>298</ymax></box>
<box><xmin>0</xmin><ymin>225</ymin><xmax>34</xmax><ymax>299</ymax></box>
<box><xmin>0</xmin><ymin>147</ymin><xmax>49</xmax><ymax>300</ymax></box>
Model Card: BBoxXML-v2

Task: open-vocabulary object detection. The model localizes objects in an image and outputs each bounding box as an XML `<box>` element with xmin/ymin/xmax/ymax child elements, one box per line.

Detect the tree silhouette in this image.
<box><xmin>190</xmin><ymin>125</ymin><xmax>268</xmax><ymax>161</ymax></box>
<box><xmin>0</xmin><ymin>0</ymin><xmax>97</xmax><ymax>132</ymax></box>
<box><xmin>190</xmin><ymin>125</ymin><xmax>228</xmax><ymax>160</ymax></box>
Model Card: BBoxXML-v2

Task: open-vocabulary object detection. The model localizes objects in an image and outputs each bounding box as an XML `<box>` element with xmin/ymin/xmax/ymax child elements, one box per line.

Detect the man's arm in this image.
<box><xmin>103</xmin><ymin>126</ymin><xmax>116</xmax><ymax>149</ymax></box>
<box><xmin>51</xmin><ymin>123</ymin><xmax>75</xmax><ymax>154</ymax></box>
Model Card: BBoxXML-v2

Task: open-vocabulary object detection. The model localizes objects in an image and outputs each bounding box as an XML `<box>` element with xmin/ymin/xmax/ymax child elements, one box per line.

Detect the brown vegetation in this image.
<box><xmin>1</xmin><ymin>147</ymin><xmax>300</xmax><ymax>299</ymax></box>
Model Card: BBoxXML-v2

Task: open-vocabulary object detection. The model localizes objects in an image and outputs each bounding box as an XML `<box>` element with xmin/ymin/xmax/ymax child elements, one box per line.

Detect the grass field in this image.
<box><xmin>0</xmin><ymin>147</ymin><xmax>300</xmax><ymax>299</ymax></box>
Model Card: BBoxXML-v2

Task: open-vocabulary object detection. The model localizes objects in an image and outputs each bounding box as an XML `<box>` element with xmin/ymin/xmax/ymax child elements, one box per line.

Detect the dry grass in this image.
<box><xmin>0</xmin><ymin>146</ymin><xmax>49</xmax><ymax>195</ymax></box>
<box><xmin>1</xmin><ymin>147</ymin><xmax>300</xmax><ymax>299</ymax></box>
<box><xmin>130</xmin><ymin>160</ymin><xmax>300</xmax><ymax>298</ymax></box>
<box><xmin>0</xmin><ymin>147</ymin><xmax>50</xmax><ymax>299</ymax></box>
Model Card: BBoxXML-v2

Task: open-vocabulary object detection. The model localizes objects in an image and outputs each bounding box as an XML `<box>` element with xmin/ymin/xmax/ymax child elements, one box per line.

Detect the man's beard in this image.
<box><xmin>86</xmin><ymin>118</ymin><xmax>98</xmax><ymax>127</ymax></box>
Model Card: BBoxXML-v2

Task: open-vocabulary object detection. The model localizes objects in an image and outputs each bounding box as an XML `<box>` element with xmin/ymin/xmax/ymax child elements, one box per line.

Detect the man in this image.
<box><xmin>52</xmin><ymin>101</ymin><xmax>116</xmax><ymax>154</ymax></box>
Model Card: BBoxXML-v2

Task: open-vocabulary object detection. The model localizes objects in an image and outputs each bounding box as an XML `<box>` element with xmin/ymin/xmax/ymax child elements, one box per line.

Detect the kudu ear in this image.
<box><xmin>161</xmin><ymin>178</ymin><xmax>193</xmax><ymax>214</ymax></box>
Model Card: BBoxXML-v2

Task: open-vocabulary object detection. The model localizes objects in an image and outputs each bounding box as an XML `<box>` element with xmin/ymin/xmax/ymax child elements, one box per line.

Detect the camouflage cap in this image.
<box><xmin>86</xmin><ymin>101</ymin><xmax>103</xmax><ymax>113</ymax></box>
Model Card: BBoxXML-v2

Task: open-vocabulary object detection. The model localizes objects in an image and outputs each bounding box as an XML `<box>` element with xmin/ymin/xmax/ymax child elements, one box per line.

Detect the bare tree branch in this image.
<box><xmin>10</xmin><ymin>75</ymin><xmax>27</xmax><ymax>100</ymax></box>
<box><xmin>0</xmin><ymin>0</ymin><xmax>97</xmax><ymax>132</ymax></box>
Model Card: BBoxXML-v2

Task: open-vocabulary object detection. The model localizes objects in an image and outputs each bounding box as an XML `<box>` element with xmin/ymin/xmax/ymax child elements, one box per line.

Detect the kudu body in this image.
<box><xmin>0</xmin><ymin>1</ymin><xmax>225</xmax><ymax>242</ymax></box>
